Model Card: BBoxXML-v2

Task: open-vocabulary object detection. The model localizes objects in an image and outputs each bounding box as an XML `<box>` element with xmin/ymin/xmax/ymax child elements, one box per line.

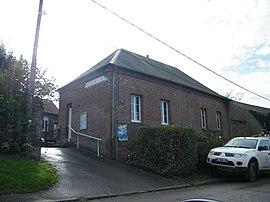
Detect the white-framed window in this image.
<box><xmin>80</xmin><ymin>112</ymin><xmax>87</xmax><ymax>130</ymax></box>
<box><xmin>200</xmin><ymin>108</ymin><xmax>207</xmax><ymax>129</ymax></box>
<box><xmin>53</xmin><ymin>123</ymin><xmax>58</xmax><ymax>134</ymax></box>
<box><xmin>43</xmin><ymin>116</ymin><xmax>49</xmax><ymax>132</ymax></box>
<box><xmin>161</xmin><ymin>100</ymin><xmax>169</xmax><ymax>125</ymax></box>
<box><xmin>216</xmin><ymin>111</ymin><xmax>222</xmax><ymax>130</ymax></box>
<box><xmin>131</xmin><ymin>95</ymin><xmax>141</xmax><ymax>122</ymax></box>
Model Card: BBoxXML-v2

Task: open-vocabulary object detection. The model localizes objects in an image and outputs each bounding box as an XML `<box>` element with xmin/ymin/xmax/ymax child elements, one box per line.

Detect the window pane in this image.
<box><xmin>136</xmin><ymin>97</ymin><xmax>140</xmax><ymax>120</ymax></box>
<box><xmin>131</xmin><ymin>95</ymin><xmax>141</xmax><ymax>122</ymax></box>
<box><xmin>163</xmin><ymin>102</ymin><xmax>167</xmax><ymax>123</ymax></box>
<box><xmin>216</xmin><ymin>111</ymin><xmax>221</xmax><ymax>130</ymax></box>
<box><xmin>80</xmin><ymin>112</ymin><xmax>87</xmax><ymax>130</ymax></box>
<box><xmin>201</xmin><ymin>109</ymin><xmax>206</xmax><ymax>129</ymax></box>
<box><xmin>43</xmin><ymin>116</ymin><xmax>49</xmax><ymax>132</ymax></box>
<box><xmin>161</xmin><ymin>101</ymin><xmax>169</xmax><ymax>125</ymax></box>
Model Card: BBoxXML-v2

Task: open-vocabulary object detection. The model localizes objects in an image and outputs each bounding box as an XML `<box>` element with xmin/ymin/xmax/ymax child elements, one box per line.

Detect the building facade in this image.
<box><xmin>58</xmin><ymin>49</ymin><xmax>270</xmax><ymax>160</ymax></box>
<box><xmin>58</xmin><ymin>49</ymin><xmax>234</xmax><ymax>159</ymax></box>
<box><xmin>42</xmin><ymin>101</ymin><xmax>59</xmax><ymax>143</ymax></box>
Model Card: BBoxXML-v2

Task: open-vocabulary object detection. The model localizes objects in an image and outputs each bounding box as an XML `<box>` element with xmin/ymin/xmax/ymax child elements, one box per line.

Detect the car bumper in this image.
<box><xmin>207</xmin><ymin>157</ymin><xmax>248</xmax><ymax>173</ymax></box>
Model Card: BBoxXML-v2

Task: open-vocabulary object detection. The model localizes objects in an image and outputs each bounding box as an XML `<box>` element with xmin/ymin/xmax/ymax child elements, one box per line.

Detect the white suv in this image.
<box><xmin>207</xmin><ymin>137</ymin><xmax>270</xmax><ymax>182</ymax></box>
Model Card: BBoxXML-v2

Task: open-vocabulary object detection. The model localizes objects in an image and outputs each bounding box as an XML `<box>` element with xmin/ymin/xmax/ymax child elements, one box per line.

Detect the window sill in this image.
<box><xmin>131</xmin><ymin>121</ymin><xmax>141</xmax><ymax>124</ymax></box>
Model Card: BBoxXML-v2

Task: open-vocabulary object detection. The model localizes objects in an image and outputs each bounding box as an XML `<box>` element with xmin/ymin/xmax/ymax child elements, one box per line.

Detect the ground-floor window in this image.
<box><xmin>200</xmin><ymin>108</ymin><xmax>207</xmax><ymax>129</ymax></box>
<box><xmin>161</xmin><ymin>100</ymin><xmax>169</xmax><ymax>125</ymax></box>
<box><xmin>216</xmin><ymin>111</ymin><xmax>222</xmax><ymax>130</ymax></box>
<box><xmin>131</xmin><ymin>95</ymin><xmax>141</xmax><ymax>123</ymax></box>
<box><xmin>80</xmin><ymin>112</ymin><xmax>87</xmax><ymax>130</ymax></box>
<box><xmin>43</xmin><ymin>116</ymin><xmax>49</xmax><ymax>132</ymax></box>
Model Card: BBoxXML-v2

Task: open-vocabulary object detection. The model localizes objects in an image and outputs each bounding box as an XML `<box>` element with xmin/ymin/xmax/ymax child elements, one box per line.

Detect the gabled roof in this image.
<box><xmin>231</xmin><ymin>101</ymin><xmax>270</xmax><ymax>115</ymax></box>
<box><xmin>62</xmin><ymin>49</ymin><xmax>224</xmax><ymax>98</ymax></box>
<box><xmin>43</xmin><ymin>101</ymin><xmax>59</xmax><ymax>115</ymax></box>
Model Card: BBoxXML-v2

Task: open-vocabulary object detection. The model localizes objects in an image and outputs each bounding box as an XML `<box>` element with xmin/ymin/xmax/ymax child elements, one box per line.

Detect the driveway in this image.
<box><xmin>0</xmin><ymin>147</ymin><xmax>183</xmax><ymax>201</ymax></box>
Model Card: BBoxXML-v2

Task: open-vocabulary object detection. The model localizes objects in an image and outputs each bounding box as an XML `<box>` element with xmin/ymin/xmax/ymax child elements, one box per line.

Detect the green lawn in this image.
<box><xmin>0</xmin><ymin>154</ymin><xmax>57</xmax><ymax>195</ymax></box>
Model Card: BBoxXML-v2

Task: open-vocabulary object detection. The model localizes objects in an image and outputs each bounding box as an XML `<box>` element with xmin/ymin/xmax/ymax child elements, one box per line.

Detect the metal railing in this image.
<box><xmin>67</xmin><ymin>125</ymin><xmax>102</xmax><ymax>157</ymax></box>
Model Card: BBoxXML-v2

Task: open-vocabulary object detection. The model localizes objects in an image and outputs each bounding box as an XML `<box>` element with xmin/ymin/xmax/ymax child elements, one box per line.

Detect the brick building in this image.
<box><xmin>42</xmin><ymin>100</ymin><xmax>59</xmax><ymax>142</ymax></box>
<box><xmin>58</xmin><ymin>49</ymin><xmax>236</xmax><ymax>159</ymax></box>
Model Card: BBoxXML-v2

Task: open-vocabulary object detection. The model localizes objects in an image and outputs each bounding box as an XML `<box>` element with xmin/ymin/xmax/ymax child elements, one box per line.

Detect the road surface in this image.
<box><xmin>90</xmin><ymin>174</ymin><xmax>270</xmax><ymax>202</ymax></box>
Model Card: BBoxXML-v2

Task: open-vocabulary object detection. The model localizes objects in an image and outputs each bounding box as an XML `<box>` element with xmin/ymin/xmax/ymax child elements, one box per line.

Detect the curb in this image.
<box><xmin>43</xmin><ymin>179</ymin><xmax>222</xmax><ymax>202</ymax></box>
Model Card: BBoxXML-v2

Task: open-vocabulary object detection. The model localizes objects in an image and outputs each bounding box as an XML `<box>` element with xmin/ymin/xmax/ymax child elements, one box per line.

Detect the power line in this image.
<box><xmin>90</xmin><ymin>0</ymin><xmax>270</xmax><ymax>102</ymax></box>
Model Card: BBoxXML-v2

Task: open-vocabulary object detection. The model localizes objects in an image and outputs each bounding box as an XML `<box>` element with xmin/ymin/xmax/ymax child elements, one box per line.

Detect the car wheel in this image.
<box><xmin>246</xmin><ymin>160</ymin><xmax>257</xmax><ymax>182</ymax></box>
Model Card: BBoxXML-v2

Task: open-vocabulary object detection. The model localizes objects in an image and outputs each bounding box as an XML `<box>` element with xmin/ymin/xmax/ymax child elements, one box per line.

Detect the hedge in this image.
<box><xmin>197</xmin><ymin>135</ymin><xmax>227</xmax><ymax>169</ymax></box>
<box><xmin>126</xmin><ymin>125</ymin><xmax>198</xmax><ymax>177</ymax></box>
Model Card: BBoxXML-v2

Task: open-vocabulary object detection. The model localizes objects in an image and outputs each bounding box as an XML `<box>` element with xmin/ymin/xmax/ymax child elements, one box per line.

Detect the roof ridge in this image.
<box><xmin>110</xmin><ymin>49</ymin><xmax>122</xmax><ymax>64</ymax></box>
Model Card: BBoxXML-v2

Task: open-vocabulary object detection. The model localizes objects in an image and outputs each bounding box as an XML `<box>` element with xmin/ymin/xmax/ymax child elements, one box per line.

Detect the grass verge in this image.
<box><xmin>0</xmin><ymin>154</ymin><xmax>57</xmax><ymax>195</ymax></box>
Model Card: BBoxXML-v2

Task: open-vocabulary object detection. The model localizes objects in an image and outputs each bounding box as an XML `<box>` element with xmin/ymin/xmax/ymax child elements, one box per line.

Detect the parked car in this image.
<box><xmin>207</xmin><ymin>136</ymin><xmax>270</xmax><ymax>182</ymax></box>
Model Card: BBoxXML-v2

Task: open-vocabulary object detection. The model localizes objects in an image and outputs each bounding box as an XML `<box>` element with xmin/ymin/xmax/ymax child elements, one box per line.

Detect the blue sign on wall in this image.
<box><xmin>117</xmin><ymin>124</ymin><xmax>128</xmax><ymax>141</ymax></box>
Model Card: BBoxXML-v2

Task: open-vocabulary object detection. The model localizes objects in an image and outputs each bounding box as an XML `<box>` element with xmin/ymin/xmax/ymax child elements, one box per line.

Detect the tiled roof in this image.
<box><xmin>43</xmin><ymin>101</ymin><xmax>59</xmax><ymax>115</ymax></box>
<box><xmin>62</xmin><ymin>49</ymin><xmax>224</xmax><ymax>98</ymax></box>
<box><xmin>231</xmin><ymin>101</ymin><xmax>270</xmax><ymax>115</ymax></box>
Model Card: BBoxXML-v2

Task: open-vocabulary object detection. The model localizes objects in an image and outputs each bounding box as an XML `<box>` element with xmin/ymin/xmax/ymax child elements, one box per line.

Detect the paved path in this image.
<box><xmin>0</xmin><ymin>147</ymin><xmax>182</xmax><ymax>201</ymax></box>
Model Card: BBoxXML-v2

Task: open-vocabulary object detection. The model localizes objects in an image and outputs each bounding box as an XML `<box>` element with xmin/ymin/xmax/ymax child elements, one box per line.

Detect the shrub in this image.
<box><xmin>197</xmin><ymin>134</ymin><xmax>226</xmax><ymax>169</ymax></box>
<box><xmin>1</xmin><ymin>142</ymin><xmax>10</xmax><ymax>153</ymax></box>
<box><xmin>22</xmin><ymin>143</ymin><xmax>35</xmax><ymax>159</ymax></box>
<box><xmin>127</xmin><ymin>125</ymin><xmax>198</xmax><ymax>177</ymax></box>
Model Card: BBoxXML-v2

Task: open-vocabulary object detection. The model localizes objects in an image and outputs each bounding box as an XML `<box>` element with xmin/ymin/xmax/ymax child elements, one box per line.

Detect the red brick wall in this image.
<box><xmin>58</xmin><ymin>69</ymin><xmax>114</xmax><ymax>157</ymax></box>
<box><xmin>115</xmin><ymin>68</ymin><xmax>229</xmax><ymax>138</ymax></box>
<box><xmin>59</xmin><ymin>66</ymin><xmax>230</xmax><ymax>160</ymax></box>
<box><xmin>42</xmin><ymin>113</ymin><xmax>58</xmax><ymax>141</ymax></box>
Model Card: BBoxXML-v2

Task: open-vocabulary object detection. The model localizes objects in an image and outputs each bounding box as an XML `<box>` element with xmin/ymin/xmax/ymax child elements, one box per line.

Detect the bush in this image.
<box><xmin>127</xmin><ymin>125</ymin><xmax>198</xmax><ymax>177</ymax></box>
<box><xmin>197</xmin><ymin>134</ymin><xmax>226</xmax><ymax>169</ymax></box>
<box><xmin>1</xmin><ymin>142</ymin><xmax>10</xmax><ymax>153</ymax></box>
<box><xmin>197</xmin><ymin>141</ymin><xmax>217</xmax><ymax>169</ymax></box>
<box><xmin>22</xmin><ymin>143</ymin><xmax>35</xmax><ymax>159</ymax></box>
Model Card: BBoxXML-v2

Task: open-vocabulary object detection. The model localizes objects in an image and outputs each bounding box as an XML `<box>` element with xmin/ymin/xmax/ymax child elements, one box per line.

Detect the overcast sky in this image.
<box><xmin>0</xmin><ymin>0</ymin><xmax>270</xmax><ymax>108</ymax></box>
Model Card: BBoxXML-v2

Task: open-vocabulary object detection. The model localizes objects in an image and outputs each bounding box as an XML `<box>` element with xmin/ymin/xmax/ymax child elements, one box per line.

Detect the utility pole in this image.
<box><xmin>27</xmin><ymin>0</ymin><xmax>44</xmax><ymax>143</ymax></box>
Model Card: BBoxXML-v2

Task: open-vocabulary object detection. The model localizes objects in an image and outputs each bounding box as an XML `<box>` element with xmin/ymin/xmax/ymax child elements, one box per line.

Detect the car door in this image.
<box><xmin>257</xmin><ymin>139</ymin><xmax>270</xmax><ymax>169</ymax></box>
<box><xmin>266</xmin><ymin>140</ymin><xmax>270</xmax><ymax>168</ymax></box>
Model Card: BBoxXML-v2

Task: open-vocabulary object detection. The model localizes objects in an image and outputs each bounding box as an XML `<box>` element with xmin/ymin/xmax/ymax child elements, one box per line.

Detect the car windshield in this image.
<box><xmin>225</xmin><ymin>138</ymin><xmax>258</xmax><ymax>149</ymax></box>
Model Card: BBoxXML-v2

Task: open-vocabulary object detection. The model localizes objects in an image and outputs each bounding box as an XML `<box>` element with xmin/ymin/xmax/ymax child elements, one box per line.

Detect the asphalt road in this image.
<box><xmin>89</xmin><ymin>174</ymin><xmax>270</xmax><ymax>202</ymax></box>
<box><xmin>0</xmin><ymin>147</ymin><xmax>182</xmax><ymax>202</ymax></box>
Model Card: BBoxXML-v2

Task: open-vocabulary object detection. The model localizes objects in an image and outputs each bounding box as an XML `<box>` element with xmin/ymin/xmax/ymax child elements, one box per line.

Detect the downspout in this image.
<box><xmin>110</xmin><ymin>50</ymin><xmax>121</xmax><ymax>160</ymax></box>
<box><xmin>226</xmin><ymin>100</ymin><xmax>232</xmax><ymax>139</ymax></box>
<box><xmin>111</xmin><ymin>65</ymin><xmax>116</xmax><ymax>159</ymax></box>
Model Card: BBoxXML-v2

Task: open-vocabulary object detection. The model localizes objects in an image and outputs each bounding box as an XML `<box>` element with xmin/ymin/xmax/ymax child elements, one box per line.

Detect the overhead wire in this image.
<box><xmin>90</xmin><ymin>0</ymin><xmax>270</xmax><ymax>103</ymax></box>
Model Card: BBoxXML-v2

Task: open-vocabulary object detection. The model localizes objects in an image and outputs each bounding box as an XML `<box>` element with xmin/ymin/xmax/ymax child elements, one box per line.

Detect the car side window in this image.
<box><xmin>258</xmin><ymin>140</ymin><xmax>270</xmax><ymax>151</ymax></box>
<box><xmin>267</xmin><ymin>140</ymin><xmax>270</xmax><ymax>150</ymax></box>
